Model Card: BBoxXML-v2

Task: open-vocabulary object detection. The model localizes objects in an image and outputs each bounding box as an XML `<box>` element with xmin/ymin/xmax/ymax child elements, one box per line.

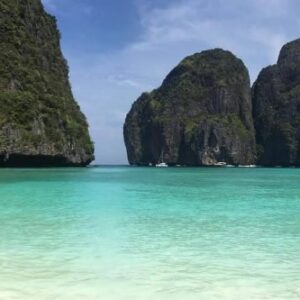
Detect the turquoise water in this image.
<box><xmin>0</xmin><ymin>167</ymin><xmax>299</xmax><ymax>299</ymax></box>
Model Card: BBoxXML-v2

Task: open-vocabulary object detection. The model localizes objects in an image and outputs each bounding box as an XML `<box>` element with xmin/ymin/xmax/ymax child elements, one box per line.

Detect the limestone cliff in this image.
<box><xmin>0</xmin><ymin>0</ymin><xmax>94</xmax><ymax>166</ymax></box>
<box><xmin>252</xmin><ymin>39</ymin><xmax>300</xmax><ymax>166</ymax></box>
<box><xmin>124</xmin><ymin>49</ymin><xmax>256</xmax><ymax>166</ymax></box>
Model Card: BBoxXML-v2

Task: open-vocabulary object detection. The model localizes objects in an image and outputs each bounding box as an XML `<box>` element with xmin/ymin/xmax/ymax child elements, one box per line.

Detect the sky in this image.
<box><xmin>42</xmin><ymin>0</ymin><xmax>300</xmax><ymax>164</ymax></box>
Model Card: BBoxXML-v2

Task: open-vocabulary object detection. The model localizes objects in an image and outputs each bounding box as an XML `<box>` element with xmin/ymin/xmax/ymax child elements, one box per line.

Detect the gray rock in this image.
<box><xmin>124</xmin><ymin>49</ymin><xmax>256</xmax><ymax>166</ymax></box>
<box><xmin>0</xmin><ymin>0</ymin><xmax>94</xmax><ymax>167</ymax></box>
<box><xmin>252</xmin><ymin>39</ymin><xmax>300</xmax><ymax>166</ymax></box>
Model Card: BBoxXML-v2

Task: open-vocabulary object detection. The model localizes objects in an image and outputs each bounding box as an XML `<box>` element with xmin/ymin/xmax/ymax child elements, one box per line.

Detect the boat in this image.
<box><xmin>156</xmin><ymin>150</ymin><xmax>168</xmax><ymax>168</ymax></box>
<box><xmin>156</xmin><ymin>162</ymin><xmax>168</xmax><ymax>168</ymax></box>
<box><xmin>214</xmin><ymin>161</ymin><xmax>227</xmax><ymax>167</ymax></box>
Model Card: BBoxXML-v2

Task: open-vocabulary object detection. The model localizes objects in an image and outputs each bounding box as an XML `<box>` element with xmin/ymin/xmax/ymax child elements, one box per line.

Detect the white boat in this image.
<box><xmin>214</xmin><ymin>161</ymin><xmax>227</xmax><ymax>167</ymax></box>
<box><xmin>156</xmin><ymin>162</ymin><xmax>168</xmax><ymax>168</ymax></box>
<box><xmin>156</xmin><ymin>150</ymin><xmax>168</xmax><ymax>168</ymax></box>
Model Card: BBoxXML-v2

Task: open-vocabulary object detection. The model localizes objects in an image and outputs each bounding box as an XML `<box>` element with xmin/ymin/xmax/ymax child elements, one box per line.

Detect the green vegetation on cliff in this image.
<box><xmin>124</xmin><ymin>49</ymin><xmax>256</xmax><ymax>166</ymax></box>
<box><xmin>252</xmin><ymin>39</ymin><xmax>300</xmax><ymax>166</ymax></box>
<box><xmin>0</xmin><ymin>0</ymin><xmax>94</xmax><ymax>166</ymax></box>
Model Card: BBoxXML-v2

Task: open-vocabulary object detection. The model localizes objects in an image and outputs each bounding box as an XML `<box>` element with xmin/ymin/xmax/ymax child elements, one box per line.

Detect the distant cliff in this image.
<box><xmin>0</xmin><ymin>0</ymin><xmax>94</xmax><ymax>166</ymax></box>
<box><xmin>252</xmin><ymin>39</ymin><xmax>300</xmax><ymax>166</ymax></box>
<box><xmin>124</xmin><ymin>49</ymin><xmax>256</xmax><ymax>166</ymax></box>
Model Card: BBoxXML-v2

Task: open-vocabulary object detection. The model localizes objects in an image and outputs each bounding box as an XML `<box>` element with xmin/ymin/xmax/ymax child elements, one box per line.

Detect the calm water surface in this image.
<box><xmin>0</xmin><ymin>167</ymin><xmax>299</xmax><ymax>299</ymax></box>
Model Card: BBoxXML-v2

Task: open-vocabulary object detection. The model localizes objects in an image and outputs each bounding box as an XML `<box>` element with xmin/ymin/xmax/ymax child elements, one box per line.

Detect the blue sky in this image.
<box><xmin>42</xmin><ymin>0</ymin><xmax>300</xmax><ymax>164</ymax></box>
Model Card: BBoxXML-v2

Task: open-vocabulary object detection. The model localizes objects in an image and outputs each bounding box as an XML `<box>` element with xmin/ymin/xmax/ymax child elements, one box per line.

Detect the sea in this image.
<box><xmin>0</xmin><ymin>166</ymin><xmax>299</xmax><ymax>299</ymax></box>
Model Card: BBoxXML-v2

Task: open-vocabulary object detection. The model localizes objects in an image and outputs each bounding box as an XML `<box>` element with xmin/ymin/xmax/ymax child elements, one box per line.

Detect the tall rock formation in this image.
<box><xmin>0</xmin><ymin>0</ymin><xmax>94</xmax><ymax>166</ymax></box>
<box><xmin>252</xmin><ymin>39</ymin><xmax>300</xmax><ymax>166</ymax></box>
<box><xmin>124</xmin><ymin>49</ymin><xmax>256</xmax><ymax>166</ymax></box>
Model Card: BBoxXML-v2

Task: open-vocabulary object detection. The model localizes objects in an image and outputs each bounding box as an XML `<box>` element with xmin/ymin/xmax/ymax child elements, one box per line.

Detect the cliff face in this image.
<box><xmin>124</xmin><ymin>49</ymin><xmax>256</xmax><ymax>166</ymax></box>
<box><xmin>0</xmin><ymin>0</ymin><xmax>94</xmax><ymax>166</ymax></box>
<box><xmin>252</xmin><ymin>39</ymin><xmax>300</xmax><ymax>166</ymax></box>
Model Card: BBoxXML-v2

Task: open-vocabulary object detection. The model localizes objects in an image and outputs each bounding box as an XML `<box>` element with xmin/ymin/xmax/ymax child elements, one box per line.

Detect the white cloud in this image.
<box><xmin>130</xmin><ymin>0</ymin><xmax>294</xmax><ymax>77</ymax></box>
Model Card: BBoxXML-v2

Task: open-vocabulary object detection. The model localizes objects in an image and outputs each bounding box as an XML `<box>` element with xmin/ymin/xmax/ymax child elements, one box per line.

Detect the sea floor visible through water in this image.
<box><xmin>0</xmin><ymin>166</ymin><xmax>299</xmax><ymax>299</ymax></box>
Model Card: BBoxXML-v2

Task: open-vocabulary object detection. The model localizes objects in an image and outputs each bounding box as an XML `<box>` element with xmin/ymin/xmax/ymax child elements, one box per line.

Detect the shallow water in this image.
<box><xmin>0</xmin><ymin>167</ymin><xmax>299</xmax><ymax>299</ymax></box>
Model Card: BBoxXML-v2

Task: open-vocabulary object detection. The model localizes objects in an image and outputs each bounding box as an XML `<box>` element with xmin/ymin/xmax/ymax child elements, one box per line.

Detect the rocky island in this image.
<box><xmin>0</xmin><ymin>0</ymin><xmax>94</xmax><ymax>166</ymax></box>
<box><xmin>253</xmin><ymin>39</ymin><xmax>300</xmax><ymax>167</ymax></box>
<box><xmin>124</xmin><ymin>49</ymin><xmax>256</xmax><ymax>166</ymax></box>
<box><xmin>124</xmin><ymin>39</ymin><xmax>300</xmax><ymax>167</ymax></box>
